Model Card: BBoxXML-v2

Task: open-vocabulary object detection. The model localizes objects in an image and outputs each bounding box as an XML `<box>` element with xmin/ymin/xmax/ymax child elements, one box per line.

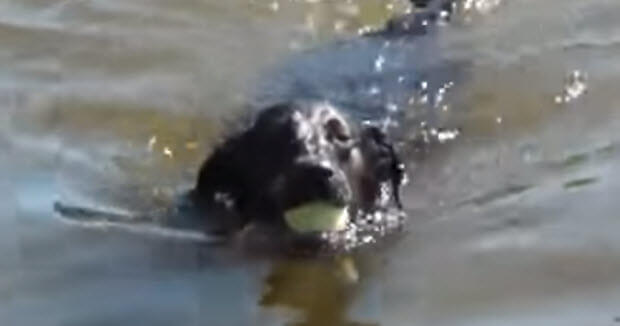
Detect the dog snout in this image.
<box><xmin>306</xmin><ymin>163</ymin><xmax>352</xmax><ymax>206</ymax></box>
<box><xmin>275</xmin><ymin>161</ymin><xmax>352</xmax><ymax>209</ymax></box>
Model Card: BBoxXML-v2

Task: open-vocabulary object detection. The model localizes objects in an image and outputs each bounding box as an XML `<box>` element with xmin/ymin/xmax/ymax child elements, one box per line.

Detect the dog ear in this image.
<box><xmin>252</xmin><ymin>103</ymin><xmax>295</xmax><ymax>131</ymax></box>
<box><xmin>324</xmin><ymin>116</ymin><xmax>351</xmax><ymax>142</ymax></box>
<box><xmin>361</xmin><ymin>125</ymin><xmax>406</xmax><ymax>209</ymax></box>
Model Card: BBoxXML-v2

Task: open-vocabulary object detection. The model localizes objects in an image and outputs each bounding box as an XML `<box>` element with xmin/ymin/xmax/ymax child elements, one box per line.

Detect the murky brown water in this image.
<box><xmin>3</xmin><ymin>0</ymin><xmax>620</xmax><ymax>325</ymax></box>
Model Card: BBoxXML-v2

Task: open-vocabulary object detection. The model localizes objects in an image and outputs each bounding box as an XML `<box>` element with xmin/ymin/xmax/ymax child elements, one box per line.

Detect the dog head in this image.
<box><xmin>193</xmin><ymin>101</ymin><xmax>406</xmax><ymax>237</ymax></box>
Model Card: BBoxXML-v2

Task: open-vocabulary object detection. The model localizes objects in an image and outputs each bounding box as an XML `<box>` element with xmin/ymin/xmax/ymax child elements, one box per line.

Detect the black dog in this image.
<box><xmin>191</xmin><ymin>0</ymin><xmax>458</xmax><ymax>246</ymax></box>
<box><xmin>192</xmin><ymin>102</ymin><xmax>405</xmax><ymax>236</ymax></box>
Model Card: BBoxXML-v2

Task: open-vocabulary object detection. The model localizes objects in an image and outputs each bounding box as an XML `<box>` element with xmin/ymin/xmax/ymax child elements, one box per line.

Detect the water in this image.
<box><xmin>3</xmin><ymin>0</ymin><xmax>620</xmax><ymax>325</ymax></box>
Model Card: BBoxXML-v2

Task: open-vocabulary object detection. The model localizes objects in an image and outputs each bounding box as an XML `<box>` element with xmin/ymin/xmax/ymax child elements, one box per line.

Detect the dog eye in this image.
<box><xmin>325</xmin><ymin>118</ymin><xmax>351</xmax><ymax>142</ymax></box>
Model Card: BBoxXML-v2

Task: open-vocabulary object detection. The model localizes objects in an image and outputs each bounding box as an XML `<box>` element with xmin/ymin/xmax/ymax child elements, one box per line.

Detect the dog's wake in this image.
<box><xmin>53</xmin><ymin>201</ymin><xmax>223</xmax><ymax>243</ymax></box>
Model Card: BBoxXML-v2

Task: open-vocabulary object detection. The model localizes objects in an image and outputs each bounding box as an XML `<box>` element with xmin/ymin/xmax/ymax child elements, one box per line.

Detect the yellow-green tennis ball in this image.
<box><xmin>284</xmin><ymin>202</ymin><xmax>349</xmax><ymax>233</ymax></box>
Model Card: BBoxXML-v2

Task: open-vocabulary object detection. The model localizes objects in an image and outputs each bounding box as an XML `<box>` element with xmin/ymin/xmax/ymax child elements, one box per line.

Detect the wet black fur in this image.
<box><xmin>192</xmin><ymin>102</ymin><xmax>405</xmax><ymax>235</ymax></box>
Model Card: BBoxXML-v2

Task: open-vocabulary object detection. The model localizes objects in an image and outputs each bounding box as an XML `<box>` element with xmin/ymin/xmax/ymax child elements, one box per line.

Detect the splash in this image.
<box><xmin>554</xmin><ymin>70</ymin><xmax>588</xmax><ymax>104</ymax></box>
<box><xmin>320</xmin><ymin>181</ymin><xmax>407</xmax><ymax>251</ymax></box>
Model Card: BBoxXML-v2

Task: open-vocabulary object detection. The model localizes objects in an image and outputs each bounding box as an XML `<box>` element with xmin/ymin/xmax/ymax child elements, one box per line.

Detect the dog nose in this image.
<box><xmin>313</xmin><ymin>164</ymin><xmax>334</xmax><ymax>178</ymax></box>
<box><xmin>309</xmin><ymin>164</ymin><xmax>352</xmax><ymax>206</ymax></box>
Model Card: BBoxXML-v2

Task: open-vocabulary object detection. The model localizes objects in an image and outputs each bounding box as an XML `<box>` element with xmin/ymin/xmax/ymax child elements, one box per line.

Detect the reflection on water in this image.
<box><xmin>261</xmin><ymin>256</ymin><xmax>368</xmax><ymax>326</ymax></box>
<box><xmin>3</xmin><ymin>0</ymin><xmax>620</xmax><ymax>325</ymax></box>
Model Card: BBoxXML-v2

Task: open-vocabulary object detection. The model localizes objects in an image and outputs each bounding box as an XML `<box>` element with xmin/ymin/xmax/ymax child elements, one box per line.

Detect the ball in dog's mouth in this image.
<box><xmin>284</xmin><ymin>201</ymin><xmax>349</xmax><ymax>233</ymax></box>
<box><xmin>281</xmin><ymin>177</ymin><xmax>406</xmax><ymax>251</ymax></box>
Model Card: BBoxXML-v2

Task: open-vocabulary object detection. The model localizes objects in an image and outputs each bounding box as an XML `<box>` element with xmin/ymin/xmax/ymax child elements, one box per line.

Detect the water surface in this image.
<box><xmin>3</xmin><ymin>0</ymin><xmax>620</xmax><ymax>325</ymax></box>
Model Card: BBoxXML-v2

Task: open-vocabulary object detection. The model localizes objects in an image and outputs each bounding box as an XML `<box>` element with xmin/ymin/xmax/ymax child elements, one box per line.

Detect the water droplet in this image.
<box><xmin>436</xmin><ymin>129</ymin><xmax>460</xmax><ymax>143</ymax></box>
<box><xmin>163</xmin><ymin>147</ymin><xmax>173</xmax><ymax>158</ymax></box>
<box><xmin>374</xmin><ymin>55</ymin><xmax>385</xmax><ymax>72</ymax></box>
<box><xmin>565</xmin><ymin>70</ymin><xmax>587</xmax><ymax>100</ymax></box>
<box><xmin>555</xmin><ymin>69</ymin><xmax>588</xmax><ymax>104</ymax></box>
<box><xmin>147</xmin><ymin>136</ymin><xmax>157</xmax><ymax>152</ymax></box>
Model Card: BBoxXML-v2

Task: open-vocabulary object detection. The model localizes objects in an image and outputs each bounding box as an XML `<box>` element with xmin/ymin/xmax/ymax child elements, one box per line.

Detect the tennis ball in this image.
<box><xmin>284</xmin><ymin>202</ymin><xmax>349</xmax><ymax>232</ymax></box>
